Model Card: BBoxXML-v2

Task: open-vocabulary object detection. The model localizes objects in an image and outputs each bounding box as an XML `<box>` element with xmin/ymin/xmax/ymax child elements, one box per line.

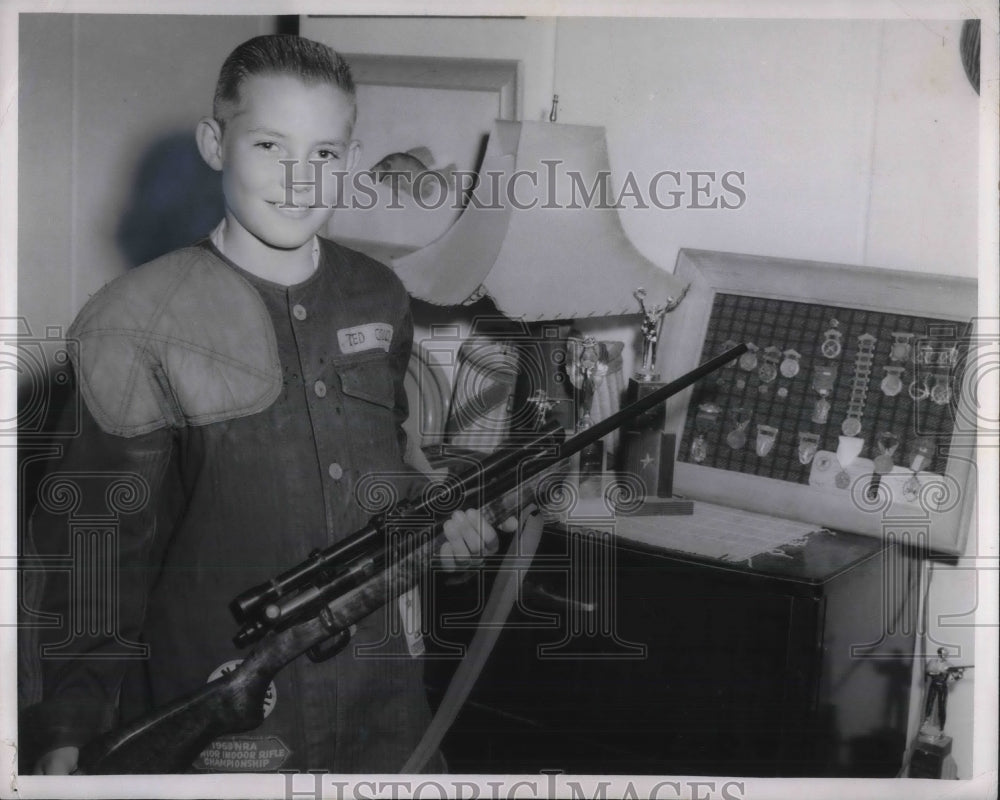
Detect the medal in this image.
<box><xmin>840</xmin><ymin>333</ymin><xmax>876</xmax><ymax>438</ymax></box>
<box><xmin>755</xmin><ymin>424</ymin><xmax>778</xmax><ymax>457</ymax></box>
<box><xmin>841</xmin><ymin>417</ymin><xmax>862</xmax><ymax>437</ymax></box>
<box><xmin>903</xmin><ymin>438</ymin><xmax>933</xmax><ymax>501</ymax></box>
<box><xmin>715</xmin><ymin>339</ymin><xmax>739</xmax><ymax>389</ymax></box>
<box><xmin>738</xmin><ymin>343</ymin><xmax>759</xmax><ymax>372</ymax></box>
<box><xmin>797</xmin><ymin>431</ymin><xmax>820</xmax><ymax>465</ymax></box>
<box><xmin>919</xmin><ymin>342</ymin><xmax>958</xmax><ymax>368</ymax></box>
<box><xmin>811</xmin><ymin>364</ymin><xmax>837</xmax><ymax>424</ymax></box>
<box><xmin>726</xmin><ymin>408</ymin><xmax>752</xmax><ymax>450</ymax></box>
<box><xmin>880</xmin><ymin>366</ymin><xmax>904</xmax><ymax>397</ymax></box>
<box><xmin>908</xmin><ymin>376</ymin><xmax>930</xmax><ymax>402</ymax></box>
<box><xmin>834</xmin><ymin>435</ymin><xmax>864</xmax><ymax>490</ymax></box>
<box><xmin>690</xmin><ymin>402</ymin><xmax>720</xmax><ymax>463</ymax></box>
<box><xmin>890</xmin><ymin>332</ymin><xmax>915</xmax><ymax>363</ymax></box>
<box><xmin>930</xmin><ymin>372</ymin><xmax>952</xmax><ymax>406</ymax></box>
<box><xmin>870</xmin><ymin>431</ymin><xmax>904</xmax><ymax>503</ymax></box>
<box><xmin>820</xmin><ymin>320</ymin><xmax>843</xmax><ymax>359</ymax></box>
<box><xmin>780</xmin><ymin>349</ymin><xmax>801</xmax><ymax>379</ymax></box>
<box><xmin>758</xmin><ymin>346</ymin><xmax>781</xmax><ymax>384</ymax></box>
<box><xmin>873</xmin><ymin>431</ymin><xmax>899</xmax><ymax>474</ymax></box>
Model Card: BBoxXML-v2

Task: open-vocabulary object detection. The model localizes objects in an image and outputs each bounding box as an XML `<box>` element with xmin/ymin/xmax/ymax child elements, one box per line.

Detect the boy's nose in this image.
<box><xmin>282</xmin><ymin>159</ymin><xmax>319</xmax><ymax>193</ymax></box>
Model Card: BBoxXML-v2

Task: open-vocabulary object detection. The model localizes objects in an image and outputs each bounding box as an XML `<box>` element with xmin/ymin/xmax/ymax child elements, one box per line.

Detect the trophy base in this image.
<box><xmin>908</xmin><ymin>735</ymin><xmax>956</xmax><ymax>779</ymax></box>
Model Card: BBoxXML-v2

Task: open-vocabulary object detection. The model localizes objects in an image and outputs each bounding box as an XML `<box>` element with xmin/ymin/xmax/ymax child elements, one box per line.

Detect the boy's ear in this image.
<box><xmin>196</xmin><ymin>117</ymin><xmax>225</xmax><ymax>172</ymax></box>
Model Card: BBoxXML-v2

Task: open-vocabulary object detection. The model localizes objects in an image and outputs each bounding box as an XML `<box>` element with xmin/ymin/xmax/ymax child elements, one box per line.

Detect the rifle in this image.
<box><xmin>75</xmin><ymin>344</ymin><xmax>747</xmax><ymax>773</ymax></box>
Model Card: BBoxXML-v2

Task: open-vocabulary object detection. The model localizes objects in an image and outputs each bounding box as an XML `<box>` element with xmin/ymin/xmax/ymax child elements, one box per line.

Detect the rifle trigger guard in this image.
<box><xmin>307</xmin><ymin>613</ymin><xmax>353</xmax><ymax>663</ymax></box>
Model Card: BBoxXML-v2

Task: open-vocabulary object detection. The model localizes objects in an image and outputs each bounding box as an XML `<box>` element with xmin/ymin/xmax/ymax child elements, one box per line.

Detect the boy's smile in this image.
<box><xmin>197</xmin><ymin>73</ymin><xmax>360</xmax><ymax>281</ymax></box>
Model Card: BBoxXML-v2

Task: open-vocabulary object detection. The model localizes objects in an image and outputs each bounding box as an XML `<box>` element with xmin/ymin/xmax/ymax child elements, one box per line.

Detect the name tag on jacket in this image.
<box><xmin>337</xmin><ymin>323</ymin><xmax>394</xmax><ymax>354</ymax></box>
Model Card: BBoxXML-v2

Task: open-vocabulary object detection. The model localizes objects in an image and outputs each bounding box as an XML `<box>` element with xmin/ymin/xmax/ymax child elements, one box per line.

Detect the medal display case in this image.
<box><xmin>659</xmin><ymin>249</ymin><xmax>978</xmax><ymax>555</ymax></box>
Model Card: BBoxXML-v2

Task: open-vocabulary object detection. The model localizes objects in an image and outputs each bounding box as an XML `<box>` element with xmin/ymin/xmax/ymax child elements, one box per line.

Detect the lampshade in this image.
<box><xmin>389</xmin><ymin>121</ymin><xmax>689</xmax><ymax>320</ymax></box>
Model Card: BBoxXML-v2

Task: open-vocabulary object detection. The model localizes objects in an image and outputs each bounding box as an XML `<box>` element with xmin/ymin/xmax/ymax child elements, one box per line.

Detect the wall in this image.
<box><xmin>18</xmin><ymin>14</ymin><xmax>278</xmax><ymax>337</ymax></box>
<box><xmin>305</xmin><ymin>16</ymin><xmax>978</xmax><ymax>278</ymax></box>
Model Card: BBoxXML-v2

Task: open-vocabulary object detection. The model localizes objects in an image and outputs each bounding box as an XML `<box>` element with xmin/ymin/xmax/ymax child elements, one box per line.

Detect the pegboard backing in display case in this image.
<box><xmin>658</xmin><ymin>250</ymin><xmax>978</xmax><ymax>555</ymax></box>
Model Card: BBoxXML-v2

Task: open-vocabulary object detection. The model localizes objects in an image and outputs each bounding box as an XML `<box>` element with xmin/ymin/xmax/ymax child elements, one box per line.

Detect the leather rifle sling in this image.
<box><xmin>402</xmin><ymin>509</ymin><xmax>544</xmax><ymax>773</ymax></box>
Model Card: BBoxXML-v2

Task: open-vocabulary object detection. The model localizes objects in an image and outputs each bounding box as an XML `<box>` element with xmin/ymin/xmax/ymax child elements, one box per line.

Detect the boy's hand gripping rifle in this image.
<box><xmin>76</xmin><ymin>344</ymin><xmax>747</xmax><ymax>773</ymax></box>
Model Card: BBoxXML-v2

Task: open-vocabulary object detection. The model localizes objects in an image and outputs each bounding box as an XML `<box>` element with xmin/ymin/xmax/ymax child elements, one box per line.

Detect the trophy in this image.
<box><xmin>621</xmin><ymin>285</ymin><xmax>692</xmax><ymax>514</ymax></box>
<box><xmin>566</xmin><ymin>335</ymin><xmax>611</xmax><ymax>497</ymax></box>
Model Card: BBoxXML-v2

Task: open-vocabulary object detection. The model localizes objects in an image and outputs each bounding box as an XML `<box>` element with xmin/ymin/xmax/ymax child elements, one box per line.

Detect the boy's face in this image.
<box><xmin>200</xmin><ymin>73</ymin><xmax>359</xmax><ymax>251</ymax></box>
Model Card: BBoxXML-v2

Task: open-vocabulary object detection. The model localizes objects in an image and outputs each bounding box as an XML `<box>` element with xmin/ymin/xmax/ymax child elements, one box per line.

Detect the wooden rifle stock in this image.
<box><xmin>75</xmin><ymin>344</ymin><xmax>746</xmax><ymax>774</ymax></box>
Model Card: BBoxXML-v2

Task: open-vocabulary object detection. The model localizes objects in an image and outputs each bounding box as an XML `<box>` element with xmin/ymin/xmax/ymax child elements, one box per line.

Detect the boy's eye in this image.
<box><xmin>317</xmin><ymin>149</ymin><xmax>341</xmax><ymax>161</ymax></box>
<box><xmin>255</xmin><ymin>141</ymin><xmax>277</xmax><ymax>151</ymax></box>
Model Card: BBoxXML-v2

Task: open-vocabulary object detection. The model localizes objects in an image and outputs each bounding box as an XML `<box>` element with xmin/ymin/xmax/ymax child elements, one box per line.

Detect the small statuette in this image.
<box><xmin>755</xmin><ymin>424</ymin><xmax>778</xmax><ymax>457</ymax></box>
<box><xmin>820</xmin><ymin>320</ymin><xmax>843</xmax><ymax>359</ymax></box>
<box><xmin>738</xmin><ymin>343</ymin><xmax>759</xmax><ymax>372</ymax></box>
<box><xmin>758</xmin><ymin>346</ymin><xmax>781</xmax><ymax>384</ymax></box>
<box><xmin>797</xmin><ymin>431</ymin><xmax>820</xmax><ymax>465</ymax></box>
<box><xmin>780</xmin><ymin>349</ymin><xmax>802</xmax><ymax>379</ymax></box>
<box><xmin>890</xmin><ymin>332</ymin><xmax>915</xmax><ymax>363</ymax></box>
<box><xmin>690</xmin><ymin>435</ymin><xmax>708</xmax><ymax>463</ymax></box>
<box><xmin>930</xmin><ymin>372</ymin><xmax>952</xmax><ymax>406</ymax></box>
<box><xmin>527</xmin><ymin>389</ymin><xmax>556</xmax><ymax>429</ymax></box>
<box><xmin>881</xmin><ymin>366</ymin><xmax>905</xmax><ymax>397</ymax></box>
<box><xmin>726</xmin><ymin>408</ymin><xmax>752</xmax><ymax>450</ymax></box>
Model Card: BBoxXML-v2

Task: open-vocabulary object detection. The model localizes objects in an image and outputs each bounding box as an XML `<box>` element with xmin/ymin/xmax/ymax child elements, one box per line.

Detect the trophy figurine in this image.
<box><xmin>633</xmin><ymin>284</ymin><xmax>689</xmax><ymax>382</ymax></box>
<box><xmin>919</xmin><ymin>648</ymin><xmax>972</xmax><ymax>743</ymax></box>
<box><xmin>908</xmin><ymin>648</ymin><xmax>974</xmax><ymax>778</ymax></box>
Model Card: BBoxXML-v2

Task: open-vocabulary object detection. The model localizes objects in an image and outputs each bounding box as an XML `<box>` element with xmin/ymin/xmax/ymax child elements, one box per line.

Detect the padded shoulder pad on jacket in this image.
<box><xmin>68</xmin><ymin>247</ymin><xmax>281</xmax><ymax>437</ymax></box>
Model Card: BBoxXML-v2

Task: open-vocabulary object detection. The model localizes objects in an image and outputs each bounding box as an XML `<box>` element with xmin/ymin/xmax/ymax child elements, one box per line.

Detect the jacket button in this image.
<box><xmin>293</xmin><ymin>304</ymin><xmax>307</xmax><ymax>320</ymax></box>
<box><xmin>328</xmin><ymin>463</ymin><xmax>344</xmax><ymax>480</ymax></box>
<box><xmin>314</xmin><ymin>380</ymin><xmax>327</xmax><ymax>398</ymax></box>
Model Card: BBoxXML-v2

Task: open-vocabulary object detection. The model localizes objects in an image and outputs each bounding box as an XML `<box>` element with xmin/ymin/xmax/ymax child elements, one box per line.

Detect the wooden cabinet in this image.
<box><xmin>425</xmin><ymin>521</ymin><xmax>919</xmax><ymax>777</ymax></box>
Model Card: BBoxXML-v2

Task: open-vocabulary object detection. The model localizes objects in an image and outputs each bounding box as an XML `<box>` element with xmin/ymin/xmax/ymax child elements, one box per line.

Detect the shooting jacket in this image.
<box><xmin>24</xmin><ymin>238</ymin><xmax>434</xmax><ymax>773</ymax></box>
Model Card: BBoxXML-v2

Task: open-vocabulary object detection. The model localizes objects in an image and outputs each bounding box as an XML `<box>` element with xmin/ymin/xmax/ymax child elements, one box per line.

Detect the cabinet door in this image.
<box><xmin>426</xmin><ymin>531</ymin><xmax>825</xmax><ymax>775</ymax></box>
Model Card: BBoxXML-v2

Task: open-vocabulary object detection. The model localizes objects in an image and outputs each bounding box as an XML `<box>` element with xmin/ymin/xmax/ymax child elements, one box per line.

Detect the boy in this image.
<box><xmin>25</xmin><ymin>34</ymin><xmax>501</xmax><ymax>775</ymax></box>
